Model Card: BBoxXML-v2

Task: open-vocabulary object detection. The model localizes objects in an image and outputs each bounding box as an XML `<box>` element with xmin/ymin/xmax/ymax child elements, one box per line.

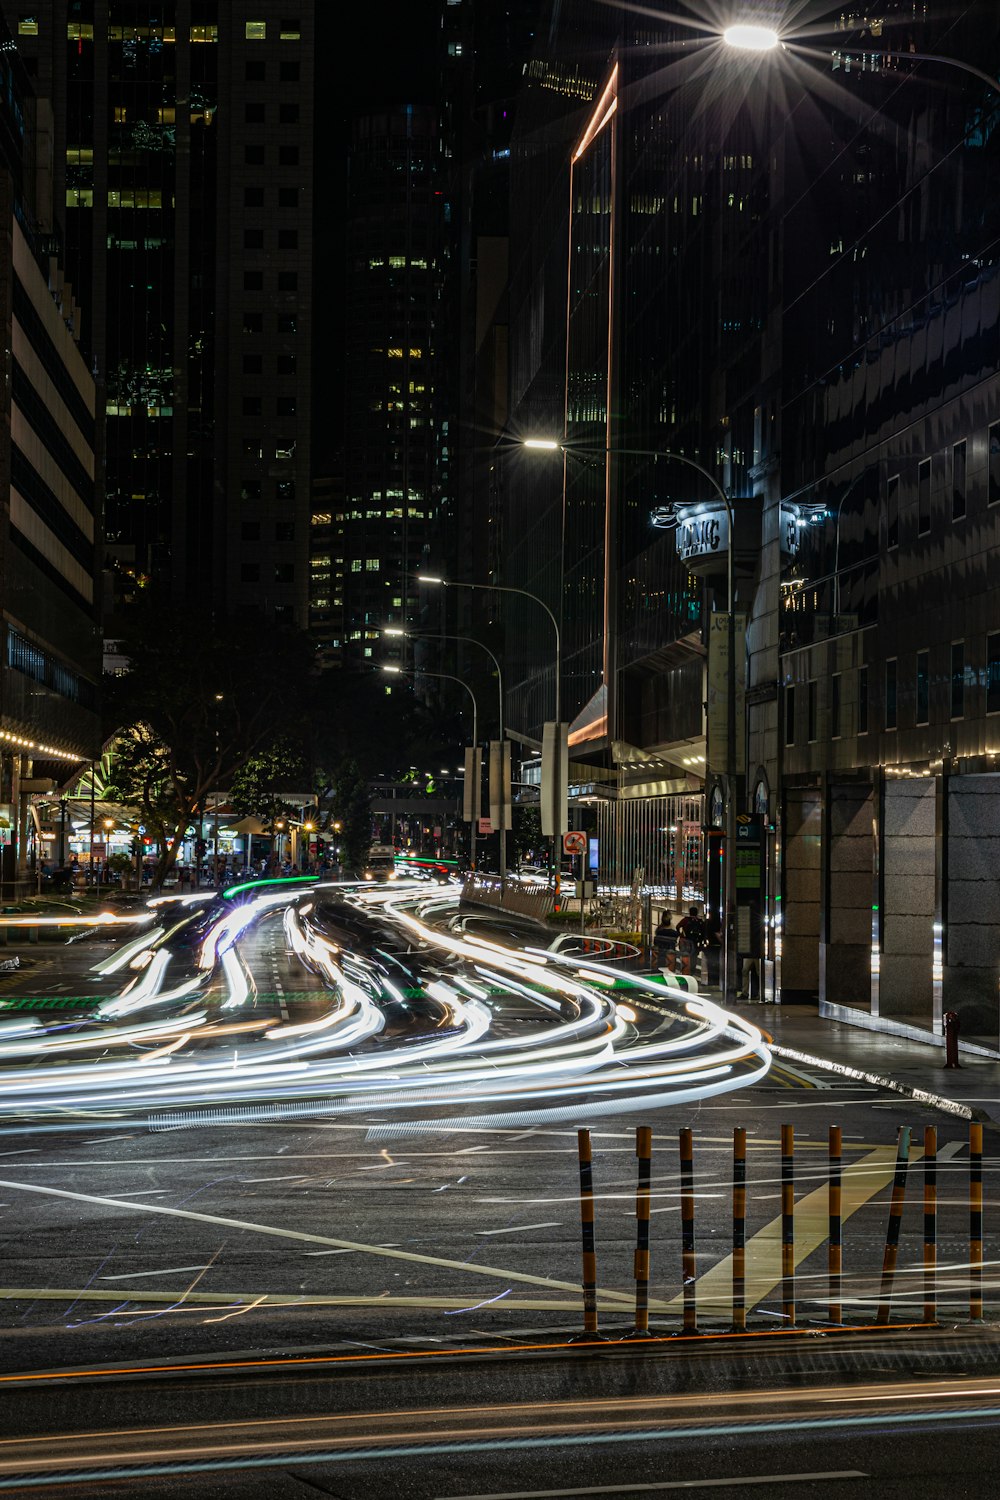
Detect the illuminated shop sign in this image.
<box><xmin>675</xmin><ymin>504</ymin><xmax>729</xmax><ymax>563</ymax></box>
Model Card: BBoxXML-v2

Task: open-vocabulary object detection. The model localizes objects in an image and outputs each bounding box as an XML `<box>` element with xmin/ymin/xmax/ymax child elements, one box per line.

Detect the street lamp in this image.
<box><xmin>523</xmin><ymin>437</ymin><xmax>739</xmax><ymax>1001</ymax></box>
<box><xmin>417</xmin><ymin>575</ymin><xmax>561</xmax><ymax>727</ymax></box>
<box><xmin>384</xmin><ymin>626</ymin><xmax>510</xmax><ymax>884</ymax></box>
<box><xmin>383</xmin><ymin>664</ymin><xmax>482</xmax><ymax>870</ymax></box>
<box><xmin>723</xmin><ymin>24</ymin><xmax>779</xmax><ymax>52</ymax></box>
<box><xmin>303</xmin><ymin>820</ymin><xmax>315</xmax><ymax>874</ymax></box>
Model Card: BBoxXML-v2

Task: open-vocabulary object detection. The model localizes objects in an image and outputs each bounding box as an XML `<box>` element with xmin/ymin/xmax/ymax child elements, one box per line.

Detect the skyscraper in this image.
<box><xmin>10</xmin><ymin>1</ymin><xmax>314</xmax><ymax>626</ymax></box>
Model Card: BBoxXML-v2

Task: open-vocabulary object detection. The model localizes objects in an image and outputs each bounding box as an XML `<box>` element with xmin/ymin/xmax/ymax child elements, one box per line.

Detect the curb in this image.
<box><xmin>767</xmin><ymin>1040</ymin><xmax>990</xmax><ymax>1124</ymax></box>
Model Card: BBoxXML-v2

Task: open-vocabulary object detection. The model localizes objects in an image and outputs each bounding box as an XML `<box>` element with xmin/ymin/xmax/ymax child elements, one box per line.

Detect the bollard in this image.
<box><xmin>828</xmin><ymin>1125</ymin><xmax>843</xmax><ymax>1325</ymax></box>
<box><xmin>943</xmin><ymin>1010</ymin><xmax>961</xmax><ymax>1069</ymax></box>
<box><xmin>572</xmin><ymin>1127</ymin><xmax>602</xmax><ymax>1340</ymax></box>
<box><xmin>732</xmin><ymin>1127</ymin><xmax>747</xmax><ymax>1332</ymax></box>
<box><xmin>627</xmin><ymin>1126</ymin><xmax>654</xmax><ymax>1337</ymax></box>
<box><xmin>876</xmin><ymin>1126</ymin><xmax>911</xmax><ymax>1325</ymax></box>
<box><xmin>679</xmin><ymin>1127</ymin><xmax>697</xmax><ymax>1332</ymax></box>
<box><xmin>970</xmin><ymin>1121</ymin><xmax>984</xmax><ymax>1321</ymax></box>
<box><xmin>781</xmin><ymin>1124</ymin><xmax>795</xmax><ymax>1326</ymax></box>
<box><xmin>923</xmin><ymin>1125</ymin><xmax>937</xmax><ymax>1324</ymax></box>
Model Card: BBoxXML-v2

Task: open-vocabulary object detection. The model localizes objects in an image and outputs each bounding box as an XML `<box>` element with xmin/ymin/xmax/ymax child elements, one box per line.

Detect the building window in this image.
<box><xmin>18</xmin><ymin>16</ymin><xmax>39</xmax><ymax>35</ymax></box>
<box><xmin>274</xmin><ymin>563</ymin><xmax>294</xmax><ymax>583</ymax></box>
<box><xmin>885</xmin><ymin>658</ymin><xmax>897</xmax><ymax>730</ymax></box>
<box><xmin>886</xmin><ymin>474</ymin><xmax>899</xmax><ymax>548</ymax></box>
<box><xmin>245</xmin><ymin>60</ymin><xmax>265</xmax><ymax>81</ymax></box>
<box><xmin>917</xmin><ymin>459</ymin><xmax>931</xmax><ymax>536</ymax></box>
<box><xmin>278</xmin><ymin>187</ymin><xmax>297</xmax><ymax>208</ymax></box>
<box><xmin>277</xmin><ymin>354</ymin><xmax>296</xmax><ymax>374</ymax></box>
<box><xmin>241</xmin><ymin>521</ymin><xmax>260</xmax><ymax>542</ymax></box>
<box><xmin>831</xmin><ymin>673</ymin><xmax>841</xmax><ymax>739</ymax></box>
<box><xmin>243</xmin><ymin>311</ymin><xmax>262</xmax><ymax>333</ymax></box>
<box><xmin>280</xmin><ymin>103</ymin><xmax>299</xmax><ymax>124</ymax></box>
<box><xmin>951</xmin><ymin>641</ymin><xmax>965</xmax><ymax>719</ymax></box>
<box><xmin>245</xmin><ymin>103</ymin><xmax>265</xmax><ymax>124</ymax></box>
<box><xmin>245</xmin><ymin>145</ymin><xmax>265</xmax><ymax>166</ymax></box>
<box><xmin>953</xmin><ymin>440</ymin><xmax>967</xmax><ymax>520</ymax></box>
<box><xmin>278</xmin><ymin>315</ymin><xmax>297</xmax><ymax>334</ymax></box>
<box><xmin>241</xmin><ymin>479</ymin><xmax>261</xmax><ymax>500</ymax></box>
<box><xmin>277</xmin><ymin>479</ymin><xmax>295</xmax><ymax>499</ymax></box>
<box><xmin>988</xmin><ymin>632</ymin><xmax>1000</xmax><ymax>713</ymax></box>
<box><xmin>242</xmin><ymin>396</ymin><xmax>262</xmax><ymax>417</ymax></box>
<box><xmin>991</xmin><ymin>423</ymin><xmax>1000</xmax><ymax>504</ymax></box>
<box><xmin>916</xmin><ymin>649</ymin><xmax>929</xmax><ymax>724</ymax></box>
<box><xmin>242</xmin><ymin>354</ymin><xmax>262</xmax><ymax>376</ymax></box>
<box><xmin>784</xmin><ymin>684</ymin><xmax>795</xmax><ymax>746</ymax></box>
<box><xmin>278</xmin><ymin>229</ymin><xmax>298</xmax><ymax>250</ymax></box>
<box><xmin>280</xmin><ymin>61</ymin><xmax>300</xmax><ymax>82</ymax></box>
<box><xmin>244</xmin><ymin>186</ymin><xmax>264</xmax><ymax>208</ymax></box>
<box><xmin>858</xmin><ymin>665</ymin><xmax>869</xmax><ymax>734</ymax></box>
<box><xmin>243</xmin><ymin>439</ymin><xmax>263</xmax><ymax>458</ymax></box>
<box><xmin>243</xmin><ymin>271</ymin><xmax>263</xmax><ymax>291</ymax></box>
<box><xmin>246</xmin><ymin>21</ymin><xmax>266</xmax><ymax>40</ymax></box>
<box><xmin>275</xmin><ymin>605</ymin><xmax>293</xmax><ymax>623</ymax></box>
<box><xmin>241</xmin><ymin>562</ymin><xmax>260</xmax><ymax>582</ymax></box>
<box><xmin>275</xmin><ymin>521</ymin><xmax>295</xmax><ymax>541</ymax></box>
<box><xmin>807</xmin><ymin>681</ymin><xmax>818</xmax><ymax>742</ymax></box>
<box><xmin>279</xmin><ymin>145</ymin><xmax>299</xmax><ymax>167</ymax></box>
<box><xmin>280</xmin><ymin>18</ymin><xmax>301</xmax><ymax>39</ymax></box>
<box><xmin>365</xmin><ymin>558</ymin><xmax>380</xmax><ymax>571</ymax></box>
<box><xmin>277</xmin><ymin>272</ymin><xmax>297</xmax><ymax>292</ymax></box>
<box><xmin>277</xmin><ymin>396</ymin><xmax>296</xmax><ymax>416</ymax></box>
<box><xmin>243</xmin><ymin>228</ymin><xmax>263</xmax><ymax>250</ymax></box>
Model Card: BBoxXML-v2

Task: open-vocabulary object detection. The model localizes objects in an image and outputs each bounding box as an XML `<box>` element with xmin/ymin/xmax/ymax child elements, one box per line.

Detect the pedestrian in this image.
<box><xmin>653</xmin><ymin>914</ymin><xmax>678</xmax><ymax>971</ymax></box>
<box><xmin>676</xmin><ymin>905</ymin><xmax>706</xmax><ymax>977</ymax></box>
<box><xmin>703</xmin><ymin>908</ymin><xmax>723</xmax><ymax>986</ymax></box>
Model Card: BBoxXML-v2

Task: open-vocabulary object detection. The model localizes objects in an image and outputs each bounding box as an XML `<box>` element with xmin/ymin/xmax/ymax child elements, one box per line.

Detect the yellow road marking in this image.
<box><xmin>665</xmin><ymin>1144</ymin><xmax>915</xmax><ymax>1318</ymax></box>
<box><xmin>0</xmin><ymin>1286</ymin><xmax>591</xmax><ymax>1313</ymax></box>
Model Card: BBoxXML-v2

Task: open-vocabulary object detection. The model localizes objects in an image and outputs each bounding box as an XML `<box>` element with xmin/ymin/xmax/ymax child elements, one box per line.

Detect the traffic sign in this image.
<box><xmin>563</xmin><ymin>830</ymin><xmax>587</xmax><ymax>856</ymax></box>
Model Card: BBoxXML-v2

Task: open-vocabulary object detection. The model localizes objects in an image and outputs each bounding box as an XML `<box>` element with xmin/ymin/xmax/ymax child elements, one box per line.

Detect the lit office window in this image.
<box><xmin>988</xmin><ymin>633</ymin><xmax>1000</xmax><ymax>713</ymax></box>
<box><xmin>18</xmin><ymin>15</ymin><xmax>38</xmax><ymax>35</ymax></box>
<box><xmin>951</xmin><ymin>641</ymin><xmax>965</xmax><ymax>719</ymax></box>
<box><xmin>280</xmin><ymin>19</ymin><xmax>301</xmax><ymax>39</ymax></box>
<box><xmin>246</xmin><ymin>21</ymin><xmax>266</xmax><ymax>40</ymax></box>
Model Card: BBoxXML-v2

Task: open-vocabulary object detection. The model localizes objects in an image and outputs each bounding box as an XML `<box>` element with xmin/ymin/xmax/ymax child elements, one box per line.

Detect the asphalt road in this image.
<box><xmin>0</xmin><ymin>886</ymin><xmax>995</xmax><ymax>1500</ymax></box>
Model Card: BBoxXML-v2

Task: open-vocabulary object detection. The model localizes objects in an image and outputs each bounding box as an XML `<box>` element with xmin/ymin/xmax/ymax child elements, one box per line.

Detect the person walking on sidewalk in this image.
<box><xmin>654</xmin><ymin>915</ymin><xmax>678</xmax><ymax>971</ymax></box>
<box><xmin>676</xmin><ymin>905</ymin><xmax>706</xmax><ymax>977</ymax></box>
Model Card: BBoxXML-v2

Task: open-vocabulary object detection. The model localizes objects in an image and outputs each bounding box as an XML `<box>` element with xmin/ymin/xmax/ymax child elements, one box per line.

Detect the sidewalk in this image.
<box><xmin>731</xmin><ymin>1002</ymin><xmax>1000</xmax><ymax>1125</ymax></box>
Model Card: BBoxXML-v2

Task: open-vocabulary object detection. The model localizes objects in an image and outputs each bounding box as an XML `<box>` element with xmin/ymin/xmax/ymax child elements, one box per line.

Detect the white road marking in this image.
<box><xmin>476</xmin><ymin>1223</ymin><xmax>561</xmax><ymax>1236</ymax></box>
<box><xmin>0</xmin><ymin>1177</ymin><xmax>638</xmax><ymax>1303</ymax></box>
<box><xmin>99</xmin><ymin>1265</ymin><xmax>212</xmax><ymax>1281</ymax></box>
<box><xmin>441</xmin><ymin>1473</ymin><xmax>869</xmax><ymax>1499</ymax></box>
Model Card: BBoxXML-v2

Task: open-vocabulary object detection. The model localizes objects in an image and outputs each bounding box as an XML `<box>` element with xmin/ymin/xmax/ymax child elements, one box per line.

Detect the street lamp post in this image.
<box><xmin>384</xmin><ymin>626</ymin><xmax>508</xmax><ymax>884</ymax></box>
<box><xmin>523</xmin><ymin>438</ymin><xmax>739</xmax><ymax>1003</ymax></box>
<box><xmin>418</xmin><ymin>574</ymin><xmax>562</xmax><ymax>891</ymax></box>
<box><xmin>383</xmin><ymin>664</ymin><xmax>481</xmax><ymax>872</ymax></box>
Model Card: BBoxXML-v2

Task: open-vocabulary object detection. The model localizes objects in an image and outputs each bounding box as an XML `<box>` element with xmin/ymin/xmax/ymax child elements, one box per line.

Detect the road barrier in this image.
<box><xmin>572</xmin><ymin>1122</ymin><xmax>992</xmax><ymax>1339</ymax></box>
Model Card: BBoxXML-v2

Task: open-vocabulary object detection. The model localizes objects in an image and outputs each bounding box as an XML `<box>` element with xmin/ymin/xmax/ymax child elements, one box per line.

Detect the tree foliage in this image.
<box><xmin>103</xmin><ymin>601</ymin><xmax>313</xmax><ymax>886</ymax></box>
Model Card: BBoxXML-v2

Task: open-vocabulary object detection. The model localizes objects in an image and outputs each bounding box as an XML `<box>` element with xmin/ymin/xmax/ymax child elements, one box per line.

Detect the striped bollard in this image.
<box><xmin>732</xmin><ymin>1127</ymin><xmax>747</xmax><ymax>1332</ymax></box>
<box><xmin>572</xmin><ymin>1127</ymin><xmax>603</xmax><ymax>1340</ymax></box>
<box><xmin>627</xmin><ymin>1126</ymin><xmax>654</xmax><ymax>1337</ymax></box>
<box><xmin>828</xmin><ymin>1125</ymin><xmax>843</xmax><ymax>1324</ymax></box>
<box><xmin>923</xmin><ymin>1126</ymin><xmax>937</xmax><ymax>1324</ymax></box>
<box><xmin>680</xmin><ymin>1127</ymin><xmax>697</xmax><ymax>1332</ymax></box>
<box><xmin>970</xmin><ymin>1121</ymin><xmax>984</xmax><ymax>1322</ymax></box>
<box><xmin>781</xmin><ymin>1124</ymin><xmax>795</xmax><ymax>1326</ymax></box>
<box><xmin>875</xmin><ymin>1125</ymin><xmax>911</xmax><ymax>1325</ymax></box>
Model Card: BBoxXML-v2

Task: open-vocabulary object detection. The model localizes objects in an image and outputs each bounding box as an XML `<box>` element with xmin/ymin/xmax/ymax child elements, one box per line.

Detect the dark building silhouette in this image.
<box><xmin>0</xmin><ymin>6</ymin><xmax>100</xmax><ymax>888</ymax></box>
<box><xmin>10</xmin><ymin>2</ymin><xmax>314</xmax><ymax>627</ymax></box>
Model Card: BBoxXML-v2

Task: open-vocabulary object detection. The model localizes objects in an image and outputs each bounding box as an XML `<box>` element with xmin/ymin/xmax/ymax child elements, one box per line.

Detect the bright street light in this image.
<box><xmin>383</xmin><ymin>626</ymin><xmax>406</xmax><ymax>636</ymax></box>
<box><xmin>382</xmin><ymin>665</ymin><xmax>402</xmax><ymax>675</ymax></box>
<box><xmin>723</xmin><ymin>24</ymin><xmax>779</xmax><ymax>51</ymax></box>
<box><xmin>420</xmin><ymin>575</ymin><xmax>445</xmax><ymax>586</ymax></box>
<box><xmin>523</xmin><ymin>437</ymin><xmax>561</xmax><ymax>451</ymax></box>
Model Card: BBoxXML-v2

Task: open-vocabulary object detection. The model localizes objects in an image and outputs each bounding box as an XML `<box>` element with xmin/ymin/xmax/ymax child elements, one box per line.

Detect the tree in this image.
<box><xmin>328</xmin><ymin>757</ymin><xmax>372</xmax><ymax>869</ymax></box>
<box><xmin>103</xmin><ymin>601</ymin><xmax>313</xmax><ymax>888</ymax></box>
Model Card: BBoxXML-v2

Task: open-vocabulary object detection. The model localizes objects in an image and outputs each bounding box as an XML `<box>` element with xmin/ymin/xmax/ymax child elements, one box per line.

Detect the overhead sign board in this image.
<box><xmin>675</xmin><ymin>503</ymin><xmax>729</xmax><ymax>564</ymax></box>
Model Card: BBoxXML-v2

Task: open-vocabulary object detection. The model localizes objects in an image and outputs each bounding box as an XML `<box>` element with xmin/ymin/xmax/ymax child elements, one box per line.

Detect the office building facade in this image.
<box><xmin>0</xmin><ymin>7</ymin><xmax>100</xmax><ymax>887</ymax></box>
<box><xmin>499</xmin><ymin>0</ymin><xmax>1000</xmax><ymax>1044</ymax></box>
<box><xmin>11</xmin><ymin>1</ymin><xmax>314</xmax><ymax>625</ymax></box>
